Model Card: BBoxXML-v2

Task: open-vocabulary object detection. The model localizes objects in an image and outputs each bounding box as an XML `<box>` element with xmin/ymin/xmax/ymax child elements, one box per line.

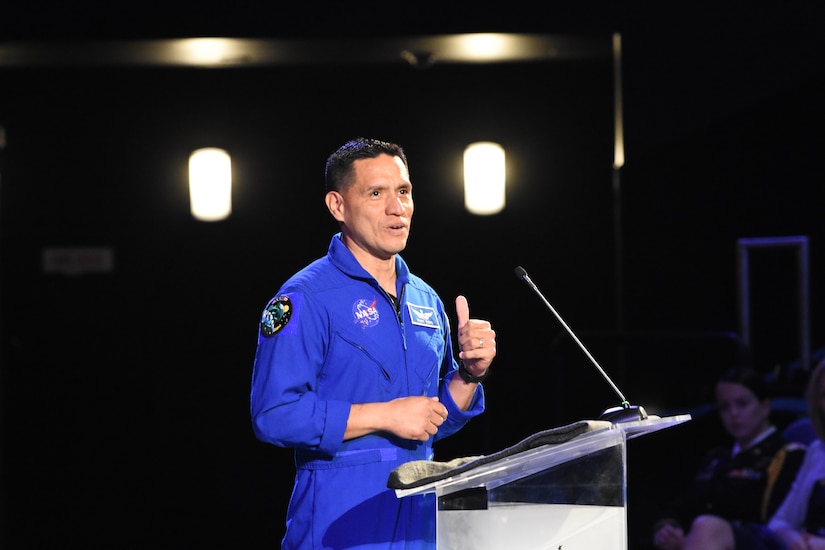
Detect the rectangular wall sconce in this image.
<box><xmin>189</xmin><ymin>147</ymin><xmax>232</xmax><ymax>221</ymax></box>
<box><xmin>463</xmin><ymin>142</ymin><xmax>505</xmax><ymax>215</ymax></box>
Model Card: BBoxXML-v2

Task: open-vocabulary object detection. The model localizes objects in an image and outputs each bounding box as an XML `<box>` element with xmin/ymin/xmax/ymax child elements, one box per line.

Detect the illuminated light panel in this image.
<box><xmin>464</xmin><ymin>142</ymin><xmax>506</xmax><ymax>215</ymax></box>
<box><xmin>189</xmin><ymin>148</ymin><xmax>232</xmax><ymax>221</ymax></box>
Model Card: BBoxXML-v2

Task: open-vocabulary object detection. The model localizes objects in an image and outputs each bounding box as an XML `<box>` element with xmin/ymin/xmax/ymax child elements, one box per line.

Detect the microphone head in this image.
<box><xmin>514</xmin><ymin>266</ymin><xmax>528</xmax><ymax>281</ymax></box>
<box><xmin>599</xmin><ymin>404</ymin><xmax>648</xmax><ymax>424</ymax></box>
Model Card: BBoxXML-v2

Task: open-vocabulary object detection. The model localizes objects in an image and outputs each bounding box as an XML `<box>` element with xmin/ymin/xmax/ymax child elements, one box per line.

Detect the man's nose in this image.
<box><xmin>387</xmin><ymin>197</ymin><xmax>405</xmax><ymax>214</ymax></box>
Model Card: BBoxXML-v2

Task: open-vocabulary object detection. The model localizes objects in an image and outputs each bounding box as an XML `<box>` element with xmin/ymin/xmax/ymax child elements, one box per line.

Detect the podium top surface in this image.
<box><xmin>619</xmin><ymin>413</ymin><xmax>692</xmax><ymax>439</ymax></box>
<box><xmin>394</xmin><ymin>414</ymin><xmax>691</xmax><ymax>498</ymax></box>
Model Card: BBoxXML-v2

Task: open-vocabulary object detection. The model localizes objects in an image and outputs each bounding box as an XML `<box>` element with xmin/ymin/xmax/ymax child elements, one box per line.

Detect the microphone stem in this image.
<box><xmin>522</xmin><ymin>275</ymin><xmax>629</xmax><ymax>406</ymax></box>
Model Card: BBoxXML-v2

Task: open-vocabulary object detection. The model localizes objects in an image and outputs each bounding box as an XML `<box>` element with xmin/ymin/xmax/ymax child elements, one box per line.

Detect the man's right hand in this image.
<box><xmin>345</xmin><ymin>396</ymin><xmax>448</xmax><ymax>441</ymax></box>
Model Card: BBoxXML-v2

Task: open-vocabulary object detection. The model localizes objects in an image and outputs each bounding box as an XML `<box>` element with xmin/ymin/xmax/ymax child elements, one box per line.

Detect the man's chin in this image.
<box><xmin>388</xmin><ymin>235</ymin><xmax>409</xmax><ymax>253</ymax></box>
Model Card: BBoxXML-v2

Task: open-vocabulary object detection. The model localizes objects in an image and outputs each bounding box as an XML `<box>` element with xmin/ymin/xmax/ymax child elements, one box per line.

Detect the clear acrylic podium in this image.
<box><xmin>394</xmin><ymin>415</ymin><xmax>690</xmax><ymax>550</ymax></box>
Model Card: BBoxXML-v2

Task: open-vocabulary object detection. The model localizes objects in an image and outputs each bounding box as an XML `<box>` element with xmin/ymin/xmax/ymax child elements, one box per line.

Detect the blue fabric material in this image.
<box><xmin>251</xmin><ymin>234</ymin><xmax>485</xmax><ymax>549</ymax></box>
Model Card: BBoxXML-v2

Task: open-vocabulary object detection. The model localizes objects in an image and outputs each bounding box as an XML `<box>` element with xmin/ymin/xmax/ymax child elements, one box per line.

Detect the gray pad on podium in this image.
<box><xmin>388</xmin><ymin>420</ymin><xmax>607</xmax><ymax>490</ymax></box>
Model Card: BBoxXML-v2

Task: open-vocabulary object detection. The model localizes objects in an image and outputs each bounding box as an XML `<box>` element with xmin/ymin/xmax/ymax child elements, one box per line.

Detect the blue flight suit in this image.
<box><xmin>251</xmin><ymin>234</ymin><xmax>485</xmax><ymax>549</ymax></box>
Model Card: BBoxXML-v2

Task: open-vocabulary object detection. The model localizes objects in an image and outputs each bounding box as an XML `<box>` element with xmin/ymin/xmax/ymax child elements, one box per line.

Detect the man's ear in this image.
<box><xmin>325</xmin><ymin>191</ymin><xmax>345</xmax><ymax>222</ymax></box>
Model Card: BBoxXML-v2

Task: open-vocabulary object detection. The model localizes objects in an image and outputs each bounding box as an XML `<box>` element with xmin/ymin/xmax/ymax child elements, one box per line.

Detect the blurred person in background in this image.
<box><xmin>652</xmin><ymin>368</ymin><xmax>806</xmax><ymax>550</ymax></box>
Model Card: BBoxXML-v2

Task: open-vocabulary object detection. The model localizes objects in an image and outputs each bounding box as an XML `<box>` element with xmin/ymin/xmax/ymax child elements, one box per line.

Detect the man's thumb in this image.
<box><xmin>455</xmin><ymin>295</ymin><xmax>470</xmax><ymax>328</ymax></box>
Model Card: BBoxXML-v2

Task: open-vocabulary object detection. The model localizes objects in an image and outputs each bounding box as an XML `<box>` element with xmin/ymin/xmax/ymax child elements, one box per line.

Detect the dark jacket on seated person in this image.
<box><xmin>661</xmin><ymin>428</ymin><xmax>806</xmax><ymax>531</ymax></box>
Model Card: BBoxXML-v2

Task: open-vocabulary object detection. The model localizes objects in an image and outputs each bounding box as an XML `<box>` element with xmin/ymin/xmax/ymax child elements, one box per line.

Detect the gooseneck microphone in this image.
<box><xmin>514</xmin><ymin>266</ymin><xmax>648</xmax><ymax>423</ymax></box>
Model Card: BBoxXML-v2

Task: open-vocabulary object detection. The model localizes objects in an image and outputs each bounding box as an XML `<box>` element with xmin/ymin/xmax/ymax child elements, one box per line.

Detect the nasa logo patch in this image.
<box><xmin>353</xmin><ymin>297</ymin><xmax>380</xmax><ymax>329</ymax></box>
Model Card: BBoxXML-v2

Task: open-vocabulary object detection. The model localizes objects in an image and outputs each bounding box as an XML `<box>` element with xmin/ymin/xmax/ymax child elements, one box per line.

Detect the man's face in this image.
<box><xmin>328</xmin><ymin>153</ymin><xmax>414</xmax><ymax>262</ymax></box>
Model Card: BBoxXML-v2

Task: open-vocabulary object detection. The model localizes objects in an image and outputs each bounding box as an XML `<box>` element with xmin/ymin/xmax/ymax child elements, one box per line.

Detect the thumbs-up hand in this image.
<box><xmin>455</xmin><ymin>295</ymin><xmax>496</xmax><ymax>382</ymax></box>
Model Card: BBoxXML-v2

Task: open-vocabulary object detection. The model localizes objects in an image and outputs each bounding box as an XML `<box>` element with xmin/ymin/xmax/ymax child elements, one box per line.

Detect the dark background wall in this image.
<box><xmin>1</xmin><ymin>2</ymin><xmax>824</xmax><ymax>549</ymax></box>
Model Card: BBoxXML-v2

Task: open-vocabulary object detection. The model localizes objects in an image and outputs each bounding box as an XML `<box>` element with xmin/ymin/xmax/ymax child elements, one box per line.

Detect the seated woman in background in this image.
<box><xmin>767</xmin><ymin>359</ymin><xmax>825</xmax><ymax>550</ymax></box>
<box><xmin>652</xmin><ymin>368</ymin><xmax>806</xmax><ymax>550</ymax></box>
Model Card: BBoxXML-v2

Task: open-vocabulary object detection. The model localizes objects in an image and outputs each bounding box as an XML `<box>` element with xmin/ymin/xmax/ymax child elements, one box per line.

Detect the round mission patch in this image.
<box><xmin>261</xmin><ymin>295</ymin><xmax>293</xmax><ymax>337</ymax></box>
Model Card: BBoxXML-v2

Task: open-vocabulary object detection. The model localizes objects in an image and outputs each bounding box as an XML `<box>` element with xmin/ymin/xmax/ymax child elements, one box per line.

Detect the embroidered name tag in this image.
<box><xmin>407</xmin><ymin>303</ymin><xmax>440</xmax><ymax>329</ymax></box>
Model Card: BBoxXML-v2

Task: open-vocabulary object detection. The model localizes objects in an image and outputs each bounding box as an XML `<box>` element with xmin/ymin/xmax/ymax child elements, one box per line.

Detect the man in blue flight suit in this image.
<box><xmin>251</xmin><ymin>137</ymin><xmax>496</xmax><ymax>549</ymax></box>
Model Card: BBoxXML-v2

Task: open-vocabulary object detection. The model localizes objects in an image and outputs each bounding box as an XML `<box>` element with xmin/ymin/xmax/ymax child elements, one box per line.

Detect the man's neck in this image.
<box><xmin>341</xmin><ymin>237</ymin><xmax>397</xmax><ymax>295</ymax></box>
<box><xmin>370</xmin><ymin>260</ymin><xmax>397</xmax><ymax>297</ymax></box>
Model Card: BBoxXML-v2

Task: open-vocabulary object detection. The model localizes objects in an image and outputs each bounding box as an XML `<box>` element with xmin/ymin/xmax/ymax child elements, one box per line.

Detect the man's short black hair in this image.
<box><xmin>324</xmin><ymin>137</ymin><xmax>408</xmax><ymax>193</ymax></box>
